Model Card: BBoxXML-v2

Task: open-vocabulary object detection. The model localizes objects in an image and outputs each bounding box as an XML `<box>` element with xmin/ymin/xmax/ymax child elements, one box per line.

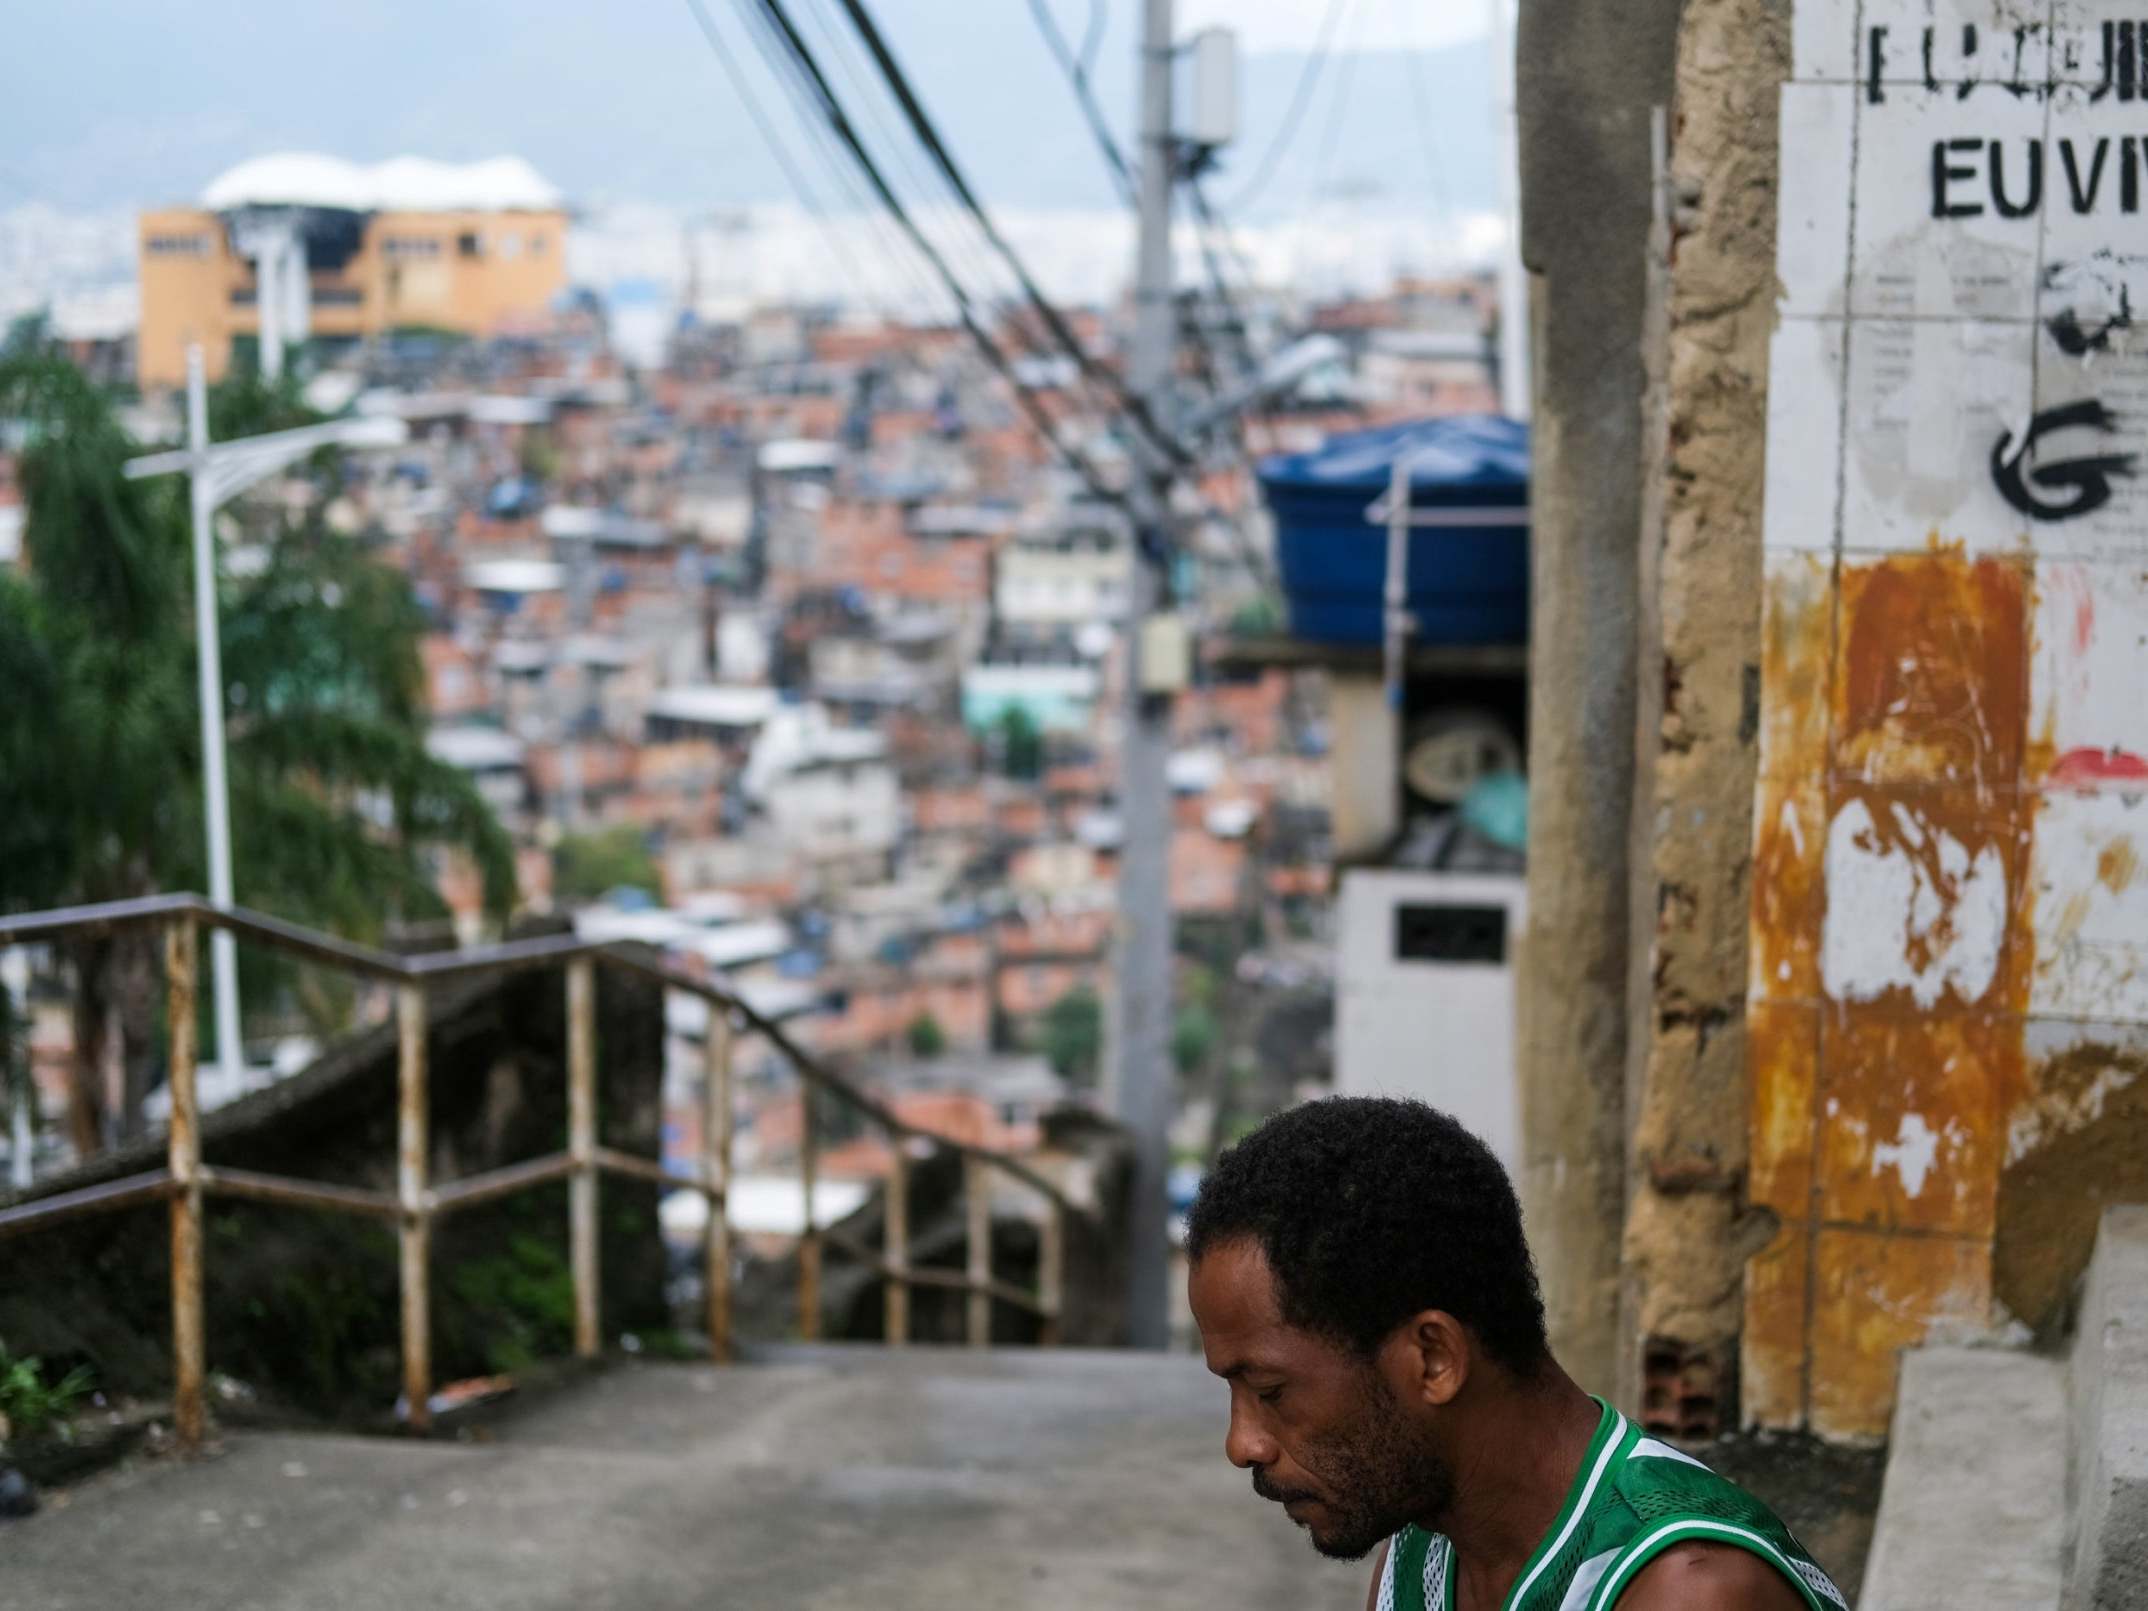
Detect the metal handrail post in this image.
<box><xmin>797</xmin><ymin>1082</ymin><xmax>821</xmax><ymax>1342</ymax></box>
<box><xmin>966</xmin><ymin>1155</ymin><xmax>991</xmax><ymax>1348</ymax></box>
<box><xmin>704</xmin><ymin>1004</ymin><xmax>734</xmax><ymax>1363</ymax></box>
<box><xmin>165</xmin><ymin>917</ymin><xmax>206</xmax><ymax>1451</ymax></box>
<box><xmin>396</xmin><ymin>982</ymin><xmax>432</xmax><ymax>1434</ymax></box>
<box><xmin>567</xmin><ymin>957</ymin><xmax>599</xmax><ymax>1359</ymax></box>
<box><xmin>884</xmin><ymin>1145</ymin><xmax>910</xmax><ymax>1346</ymax></box>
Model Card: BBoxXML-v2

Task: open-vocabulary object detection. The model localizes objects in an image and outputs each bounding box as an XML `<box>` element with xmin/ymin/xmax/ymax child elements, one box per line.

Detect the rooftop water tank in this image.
<box><xmin>1257</xmin><ymin>415</ymin><xmax>1529</xmax><ymax>647</ymax></box>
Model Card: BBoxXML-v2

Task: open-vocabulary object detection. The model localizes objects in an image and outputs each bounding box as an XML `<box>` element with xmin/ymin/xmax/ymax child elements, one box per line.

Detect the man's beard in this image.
<box><xmin>1252</xmin><ymin>1372</ymin><xmax>1454</xmax><ymax>1562</ymax></box>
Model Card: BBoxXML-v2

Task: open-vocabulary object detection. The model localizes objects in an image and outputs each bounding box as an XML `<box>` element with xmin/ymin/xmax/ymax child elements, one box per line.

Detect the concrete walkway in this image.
<box><xmin>1</xmin><ymin>1347</ymin><xmax>1353</xmax><ymax>1611</ymax></box>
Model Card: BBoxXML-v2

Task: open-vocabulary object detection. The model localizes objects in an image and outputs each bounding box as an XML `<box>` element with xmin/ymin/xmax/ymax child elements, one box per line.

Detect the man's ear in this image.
<box><xmin>1383</xmin><ymin>1310</ymin><xmax>1469</xmax><ymax>1408</ymax></box>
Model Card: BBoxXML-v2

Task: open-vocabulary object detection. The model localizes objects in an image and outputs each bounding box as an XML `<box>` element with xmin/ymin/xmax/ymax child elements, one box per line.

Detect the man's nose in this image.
<box><xmin>1225</xmin><ymin>1402</ymin><xmax>1278</xmax><ymax>1470</ymax></box>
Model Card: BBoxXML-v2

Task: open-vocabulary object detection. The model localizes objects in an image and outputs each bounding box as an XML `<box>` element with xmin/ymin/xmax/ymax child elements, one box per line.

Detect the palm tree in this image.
<box><xmin>0</xmin><ymin>354</ymin><xmax>514</xmax><ymax>1154</ymax></box>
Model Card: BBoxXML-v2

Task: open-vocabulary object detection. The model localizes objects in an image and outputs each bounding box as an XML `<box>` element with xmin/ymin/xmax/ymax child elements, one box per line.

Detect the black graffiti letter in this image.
<box><xmin>1934</xmin><ymin>139</ymin><xmax>1985</xmax><ymax>217</ymax></box>
<box><xmin>1992</xmin><ymin>401</ymin><xmax>2141</xmax><ymax>522</ymax></box>
<box><xmin>1991</xmin><ymin>138</ymin><xmax>2045</xmax><ymax>218</ymax></box>
<box><xmin>2061</xmin><ymin>137</ymin><xmax>2111</xmax><ymax>212</ymax></box>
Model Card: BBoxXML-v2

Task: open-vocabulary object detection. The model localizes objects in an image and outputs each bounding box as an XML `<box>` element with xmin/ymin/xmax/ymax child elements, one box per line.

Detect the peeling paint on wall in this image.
<box><xmin>1822</xmin><ymin>796</ymin><xmax>2009</xmax><ymax>1007</ymax></box>
<box><xmin>1747</xmin><ymin>0</ymin><xmax>2148</xmax><ymax>1443</ymax></box>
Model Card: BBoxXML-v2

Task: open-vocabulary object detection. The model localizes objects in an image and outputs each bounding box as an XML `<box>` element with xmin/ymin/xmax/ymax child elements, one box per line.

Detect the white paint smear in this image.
<box><xmin>1821</xmin><ymin>798</ymin><xmax>2007</xmax><ymax>1007</ymax></box>
<box><xmin>1873</xmin><ymin>1112</ymin><xmax>1944</xmax><ymax>1199</ymax></box>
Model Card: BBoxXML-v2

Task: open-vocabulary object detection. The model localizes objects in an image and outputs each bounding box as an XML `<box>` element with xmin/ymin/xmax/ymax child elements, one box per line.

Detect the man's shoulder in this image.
<box><xmin>1568</xmin><ymin>1433</ymin><xmax>1845</xmax><ymax>1611</ymax></box>
<box><xmin>1612</xmin><ymin>1542</ymin><xmax>1810</xmax><ymax>1611</ymax></box>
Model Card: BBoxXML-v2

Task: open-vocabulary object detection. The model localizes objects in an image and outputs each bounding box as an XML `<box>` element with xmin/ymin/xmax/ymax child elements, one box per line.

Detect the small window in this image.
<box><xmin>529</xmin><ymin>232</ymin><xmax>549</xmax><ymax>255</ymax></box>
<box><xmin>458</xmin><ymin>231</ymin><xmax>482</xmax><ymax>259</ymax></box>
<box><xmin>147</xmin><ymin>234</ymin><xmax>210</xmax><ymax>258</ymax></box>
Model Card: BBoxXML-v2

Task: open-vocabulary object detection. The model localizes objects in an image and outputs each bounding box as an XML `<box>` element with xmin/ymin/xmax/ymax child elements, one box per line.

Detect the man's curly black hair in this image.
<box><xmin>1186</xmin><ymin>1096</ymin><xmax>1549</xmax><ymax>1373</ymax></box>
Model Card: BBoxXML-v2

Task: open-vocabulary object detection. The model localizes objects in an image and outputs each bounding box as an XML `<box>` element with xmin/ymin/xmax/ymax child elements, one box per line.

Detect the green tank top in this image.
<box><xmin>1375</xmin><ymin>1399</ymin><xmax>1846</xmax><ymax>1611</ymax></box>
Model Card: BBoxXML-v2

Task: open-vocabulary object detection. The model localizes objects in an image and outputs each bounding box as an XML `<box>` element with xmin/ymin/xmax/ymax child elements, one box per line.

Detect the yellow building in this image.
<box><xmin>138</xmin><ymin>154</ymin><xmax>569</xmax><ymax>390</ymax></box>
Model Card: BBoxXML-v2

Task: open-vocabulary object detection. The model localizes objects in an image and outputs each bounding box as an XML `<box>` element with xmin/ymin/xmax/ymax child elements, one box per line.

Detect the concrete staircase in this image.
<box><xmin>1862</xmin><ymin>1207</ymin><xmax>2148</xmax><ymax>1611</ymax></box>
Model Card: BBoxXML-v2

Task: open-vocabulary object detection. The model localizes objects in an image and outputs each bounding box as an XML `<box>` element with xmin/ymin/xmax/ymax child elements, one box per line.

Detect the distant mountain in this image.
<box><xmin>1</xmin><ymin>0</ymin><xmax>1496</xmax><ymax>222</ymax></box>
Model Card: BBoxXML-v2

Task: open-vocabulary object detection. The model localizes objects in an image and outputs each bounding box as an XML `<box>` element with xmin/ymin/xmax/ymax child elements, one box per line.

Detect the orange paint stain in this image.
<box><xmin>1819</xmin><ymin>1007</ymin><xmax>2016</xmax><ymax>1237</ymax></box>
<box><xmin>1760</xmin><ymin>554</ymin><xmax>1835</xmax><ymax>780</ymax></box>
<box><xmin>1749</xmin><ymin>1001</ymin><xmax>1820</xmax><ymax>1214</ymax></box>
<box><xmin>1810</xmin><ymin>1228</ymin><xmax>1992</xmax><ymax>1442</ymax></box>
<box><xmin>2098</xmin><ymin>836</ymin><xmax>2139</xmax><ymax>895</ymax></box>
<box><xmin>1826</xmin><ymin>780</ymin><xmax>2024</xmax><ymax>1003</ymax></box>
<box><xmin>1835</xmin><ymin>554</ymin><xmax>2028</xmax><ymax>787</ymax></box>
<box><xmin>1750</xmin><ymin>781</ymin><xmax>1825</xmax><ymax>1003</ymax></box>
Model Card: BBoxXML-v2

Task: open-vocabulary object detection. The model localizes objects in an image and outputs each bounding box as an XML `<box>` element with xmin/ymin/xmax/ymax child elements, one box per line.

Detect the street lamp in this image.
<box><xmin>124</xmin><ymin>343</ymin><xmax>409</xmax><ymax>1083</ymax></box>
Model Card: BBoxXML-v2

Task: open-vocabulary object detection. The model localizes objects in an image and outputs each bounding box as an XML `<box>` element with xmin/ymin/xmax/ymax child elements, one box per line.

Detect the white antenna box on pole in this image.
<box><xmin>1186</xmin><ymin>28</ymin><xmax>1238</xmax><ymax>150</ymax></box>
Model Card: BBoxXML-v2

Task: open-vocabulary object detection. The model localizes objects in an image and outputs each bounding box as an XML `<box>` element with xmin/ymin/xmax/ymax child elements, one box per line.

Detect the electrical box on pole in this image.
<box><xmin>1185</xmin><ymin>28</ymin><xmax>1238</xmax><ymax>152</ymax></box>
<box><xmin>1138</xmin><ymin>613</ymin><xmax>1192</xmax><ymax>696</ymax></box>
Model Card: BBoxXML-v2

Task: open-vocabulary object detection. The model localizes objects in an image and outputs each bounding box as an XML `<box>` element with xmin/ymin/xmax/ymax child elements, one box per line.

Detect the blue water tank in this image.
<box><xmin>1257</xmin><ymin>415</ymin><xmax>1530</xmax><ymax>647</ymax></box>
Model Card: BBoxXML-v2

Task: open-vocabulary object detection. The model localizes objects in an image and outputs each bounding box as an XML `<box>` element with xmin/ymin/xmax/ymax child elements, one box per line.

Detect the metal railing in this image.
<box><xmin>0</xmin><ymin>894</ymin><xmax>1079</xmax><ymax>1448</ymax></box>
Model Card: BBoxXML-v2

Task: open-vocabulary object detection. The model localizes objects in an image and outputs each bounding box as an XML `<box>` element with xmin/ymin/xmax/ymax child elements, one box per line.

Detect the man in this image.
<box><xmin>1186</xmin><ymin>1098</ymin><xmax>1844</xmax><ymax>1611</ymax></box>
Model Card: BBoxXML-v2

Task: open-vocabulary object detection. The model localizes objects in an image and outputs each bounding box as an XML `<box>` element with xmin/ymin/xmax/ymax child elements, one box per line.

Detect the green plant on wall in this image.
<box><xmin>447</xmin><ymin>1232</ymin><xmax>577</xmax><ymax>1375</ymax></box>
<box><xmin>0</xmin><ymin>1342</ymin><xmax>94</xmax><ymax>1443</ymax></box>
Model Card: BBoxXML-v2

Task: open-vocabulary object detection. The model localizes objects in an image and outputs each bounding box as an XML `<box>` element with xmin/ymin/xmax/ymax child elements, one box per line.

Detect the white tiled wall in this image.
<box><xmin>1840</xmin><ymin>317</ymin><xmax>2036</xmax><ymax>552</ymax></box>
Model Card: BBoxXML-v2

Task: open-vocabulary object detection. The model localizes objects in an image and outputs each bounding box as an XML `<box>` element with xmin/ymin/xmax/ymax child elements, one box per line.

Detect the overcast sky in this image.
<box><xmin>0</xmin><ymin>0</ymin><xmax>1498</xmax><ymax>218</ymax></box>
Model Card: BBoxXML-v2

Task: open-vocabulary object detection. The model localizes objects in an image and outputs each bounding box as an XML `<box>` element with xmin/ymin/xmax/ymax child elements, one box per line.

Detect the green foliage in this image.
<box><xmin>1172</xmin><ymin>1001</ymin><xmax>1221</xmax><ymax>1076</ymax></box>
<box><xmin>905</xmin><ymin>1011</ymin><xmax>948</xmax><ymax>1059</ymax></box>
<box><xmin>0</xmin><ymin>354</ymin><xmax>515</xmax><ymax>932</ymax></box>
<box><xmin>0</xmin><ymin>1341</ymin><xmax>94</xmax><ymax>1441</ymax></box>
<box><xmin>215</xmin><ymin>1208</ymin><xmax>401</xmax><ymax>1410</ymax></box>
<box><xmin>207</xmin><ymin>366</ymin><xmax>320</xmax><ymax>442</ymax></box>
<box><xmin>1228</xmin><ymin>595</ymin><xmax>1284</xmax><ymax>636</ymax></box>
<box><xmin>446</xmin><ymin>1233</ymin><xmax>577</xmax><ymax>1376</ymax></box>
<box><xmin>994</xmin><ymin>705</ymin><xmax>1044</xmax><ymax>781</ymax></box>
<box><xmin>2</xmin><ymin>310</ymin><xmax>51</xmax><ymax>361</ymax></box>
<box><xmin>518</xmin><ymin>427</ymin><xmax>560</xmax><ymax>484</ymax></box>
<box><xmin>552</xmin><ymin>825</ymin><xmax>662</xmax><ymax>908</ymax></box>
<box><xmin>1041</xmin><ymin>987</ymin><xmax>1103</xmax><ymax>1086</ymax></box>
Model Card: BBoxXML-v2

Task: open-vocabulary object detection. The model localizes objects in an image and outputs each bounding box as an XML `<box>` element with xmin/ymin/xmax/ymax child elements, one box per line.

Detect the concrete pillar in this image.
<box><xmin>1614</xmin><ymin>0</ymin><xmax>1788</xmax><ymax>1435</ymax></box>
<box><xmin>1514</xmin><ymin>0</ymin><xmax>1683</xmax><ymax>1394</ymax></box>
<box><xmin>1326</xmin><ymin>672</ymin><xmax>1400</xmax><ymax>861</ymax></box>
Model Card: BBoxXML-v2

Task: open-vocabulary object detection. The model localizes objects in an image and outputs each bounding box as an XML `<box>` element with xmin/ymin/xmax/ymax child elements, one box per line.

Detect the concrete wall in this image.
<box><xmin>1743</xmin><ymin>0</ymin><xmax>2148</xmax><ymax>1441</ymax></box>
<box><xmin>1335</xmin><ymin>869</ymin><xmax>1526</xmax><ymax>1175</ymax></box>
<box><xmin>1515</xmin><ymin>0</ymin><xmax>1685</xmax><ymax>1393</ymax></box>
<box><xmin>2066</xmin><ymin>1206</ymin><xmax>2148</xmax><ymax>1611</ymax></box>
<box><xmin>1616</xmin><ymin>0</ymin><xmax>1790</xmax><ymax>1441</ymax></box>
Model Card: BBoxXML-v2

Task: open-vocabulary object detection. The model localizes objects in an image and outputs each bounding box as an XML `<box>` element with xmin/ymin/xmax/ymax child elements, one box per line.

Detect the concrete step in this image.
<box><xmin>0</xmin><ymin>1348</ymin><xmax>1343</xmax><ymax>1611</ymax></box>
<box><xmin>2065</xmin><ymin>1205</ymin><xmax>2148</xmax><ymax>1611</ymax></box>
<box><xmin>1860</xmin><ymin>1346</ymin><xmax>2070</xmax><ymax>1611</ymax></box>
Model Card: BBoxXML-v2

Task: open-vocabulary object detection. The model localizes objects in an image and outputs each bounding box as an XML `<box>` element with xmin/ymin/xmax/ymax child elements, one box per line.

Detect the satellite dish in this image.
<box><xmin>1404</xmin><ymin>711</ymin><xmax>1522</xmax><ymax>805</ymax></box>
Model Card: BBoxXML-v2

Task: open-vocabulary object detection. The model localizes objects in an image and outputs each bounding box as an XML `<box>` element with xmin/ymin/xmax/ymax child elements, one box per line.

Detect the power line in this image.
<box><xmin>1184</xmin><ymin>177</ymin><xmax>1260</xmax><ymax>385</ymax></box>
<box><xmin>1396</xmin><ymin>0</ymin><xmax>1455</xmax><ymax>221</ymax></box>
<box><xmin>1024</xmin><ymin>0</ymin><xmax>1133</xmax><ymax>201</ymax></box>
<box><xmin>822</xmin><ymin>0</ymin><xmax>1194</xmax><ymax>473</ymax></box>
<box><xmin>1076</xmin><ymin>0</ymin><xmax>1108</xmax><ymax>81</ymax></box>
<box><xmin>679</xmin><ymin>0</ymin><xmax>884</xmax><ymax>313</ymax></box>
<box><xmin>714</xmin><ymin>0</ymin><xmax>974</xmax><ymax>331</ymax></box>
<box><xmin>1305</xmin><ymin>0</ymin><xmax>1367</xmax><ymax>211</ymax></box>
<box><xmin>791</xmin><ymin>0</ymin><xmax>1015</xmax><ymax>316</ymax></box>
<box><xmin>1223</xmin><ymin>0</ymin><xmax>1355</xmax><ymax>214</ymax></box>
<box><xmin>736</xmin><ymin>0</ymin><xmax>1128</xmax><ymax>502</ymax></box>
<box><xmin>763</xmin><ymin>0</ymin><xmax>1148</xmax><ymax>467</ymax></box>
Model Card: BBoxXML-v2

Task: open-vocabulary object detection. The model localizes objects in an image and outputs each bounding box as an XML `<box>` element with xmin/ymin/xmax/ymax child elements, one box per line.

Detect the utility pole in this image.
<box><xmin>187</xmin><ymin>347</ymin><xmax>247</xmax><ymax>1086</ymax></box>
<box><xmin>1487</xmin><ymin>0</ymin><xmax>1530</xmax><ymax>420</ymax></box>
<box><xmin>1112</xmin><ymin>0</ymin><xmax>1178</xmax><ymax>1351</ymax></box>
<box><xmin>127</xmin><ymin>349</ymin><xmax>409</xmax><ymax>1086</ymax></box>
